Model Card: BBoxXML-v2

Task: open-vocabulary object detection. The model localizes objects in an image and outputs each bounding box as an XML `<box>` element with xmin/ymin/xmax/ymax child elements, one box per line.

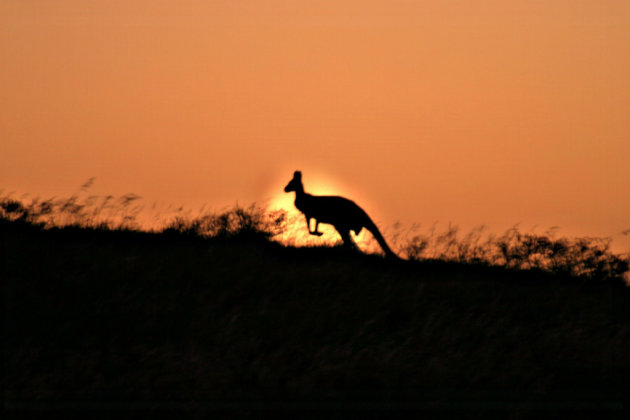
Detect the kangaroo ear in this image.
<box><xmin>293</xmin><ymin>171</ymin><xmax>302</xmax><ymax>180</ymax></box>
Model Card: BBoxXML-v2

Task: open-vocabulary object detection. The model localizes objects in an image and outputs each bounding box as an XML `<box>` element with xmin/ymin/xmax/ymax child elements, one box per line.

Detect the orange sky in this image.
<box><xmin>1</xmin><ymin>1</ymin><xmax>629</xmax><ymax>251</ymax></box>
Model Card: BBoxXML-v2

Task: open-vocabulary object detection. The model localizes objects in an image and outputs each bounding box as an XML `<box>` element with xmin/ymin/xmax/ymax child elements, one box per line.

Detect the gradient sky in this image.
<box><xmin>2</xmin><ymin>1</ymin><xmax>629</xmax><ymax>250</ymax></box>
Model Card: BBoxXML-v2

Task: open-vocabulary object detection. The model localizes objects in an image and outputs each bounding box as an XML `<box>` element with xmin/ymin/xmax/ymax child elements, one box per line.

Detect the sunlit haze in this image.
<box><xmin>2</xmin><ymin>1</ymin><xmax>629</xmax><ymax>251</ymax></box>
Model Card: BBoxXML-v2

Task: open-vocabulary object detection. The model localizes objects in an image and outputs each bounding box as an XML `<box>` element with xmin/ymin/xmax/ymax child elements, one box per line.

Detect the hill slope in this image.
<box><xmin>3</xmin><ymin>222</ymin><xmax>630</xmax><ymax>416</ymax></box>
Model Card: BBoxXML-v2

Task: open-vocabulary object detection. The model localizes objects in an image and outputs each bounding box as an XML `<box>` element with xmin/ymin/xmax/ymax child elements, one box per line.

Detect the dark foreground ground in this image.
<box><xmin>3</xmin><ymin>223</ymin><xmax>630</xmax><ymax>418</ymax></box>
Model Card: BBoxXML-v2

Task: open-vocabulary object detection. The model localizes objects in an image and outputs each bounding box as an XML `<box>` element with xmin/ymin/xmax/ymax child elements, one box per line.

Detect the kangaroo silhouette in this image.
<box><xmin>284</xmin><ymin>171</ymin><xmax>399</xmax><ymax>259</ymax></box>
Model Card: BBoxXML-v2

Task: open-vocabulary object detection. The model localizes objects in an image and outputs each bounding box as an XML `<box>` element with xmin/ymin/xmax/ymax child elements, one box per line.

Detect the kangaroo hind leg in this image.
<box><xmin>335</xmin><ymin>226</ymin><xmax>358</xmax><ymax>250</ymax></box>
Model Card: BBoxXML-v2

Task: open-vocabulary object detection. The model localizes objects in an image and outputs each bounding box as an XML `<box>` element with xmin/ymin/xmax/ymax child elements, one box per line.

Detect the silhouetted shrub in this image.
<box><xmin>163</xmin><ymin>204</ymin><xmax>286</xmax><ymax>240</ymax></box>
<box><xmin>402</xmin><ymin>225</ymin><xmax>629</xmax><ymax>283</ymax></box>
<box><xmin>0</xmin><ymin>189</ymin><xmax>141</xmax><ymax>230</ymax></box>
<box><xmin>1</xmin><ymin>199</ymin><xmax>28</xmax><ymax>220</ymax></box>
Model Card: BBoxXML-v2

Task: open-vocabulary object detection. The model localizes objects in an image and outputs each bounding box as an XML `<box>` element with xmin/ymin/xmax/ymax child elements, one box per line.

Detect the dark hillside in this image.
<box><xmin>3</xmin><ymin>219</ymin><xmax>630</xmax><ymax>418</ymax></box>
<box><xmin>1</xmin><ymin>225</ymin><xmax>630</xmax><ymax>411</ymax></box>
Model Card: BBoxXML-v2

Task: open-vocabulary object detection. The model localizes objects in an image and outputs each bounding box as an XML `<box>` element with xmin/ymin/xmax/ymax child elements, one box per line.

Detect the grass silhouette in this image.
<box><xmin>2</xmin><ymin>187</ymin><xmax>630</xmax><ymax>416</ymax></box>
<box><xmin>2</xmin><ymin>188</ymin><xmax>627</xmax><ymax>283</ymax></box>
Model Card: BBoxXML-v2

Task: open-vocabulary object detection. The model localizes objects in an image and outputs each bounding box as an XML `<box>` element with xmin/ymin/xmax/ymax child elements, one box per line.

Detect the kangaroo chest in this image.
<box><xmin>294</xmin><ymin>196</ymin><xmax>309</xmax><ymax>215</ymax></box>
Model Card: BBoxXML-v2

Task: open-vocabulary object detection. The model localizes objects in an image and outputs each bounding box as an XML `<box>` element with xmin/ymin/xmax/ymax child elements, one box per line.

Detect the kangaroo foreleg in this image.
<box><xmin>312</xmin><ymin>220</ymin><xmax>323</xmax><ymax>236</ymax></box>
<box><xmin>307</xmin><ymin>217</ymin><xmax>323</xmax><ymax>236</ymax></box>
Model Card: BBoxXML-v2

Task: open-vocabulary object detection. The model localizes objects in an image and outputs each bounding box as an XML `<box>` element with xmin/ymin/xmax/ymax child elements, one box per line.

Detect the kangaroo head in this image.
<box><xmin>284</xmin><ymin>171</ymin><xmax>303</xmax><ymax>193</ymax></box>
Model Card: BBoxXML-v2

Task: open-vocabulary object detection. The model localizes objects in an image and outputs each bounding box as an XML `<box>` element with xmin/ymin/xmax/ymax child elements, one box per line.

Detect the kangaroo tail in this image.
<box><xmin>365</xmin><ymin>218</ymin><xmax>401</xmax><ymax>260</ymax></box>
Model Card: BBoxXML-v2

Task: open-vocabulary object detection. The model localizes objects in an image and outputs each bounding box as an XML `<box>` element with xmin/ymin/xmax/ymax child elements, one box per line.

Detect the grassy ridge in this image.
<box><xmin>1</xmin><ymin>190</ymin><xmax>628</xmax><ymax>283</ymax></box>
<box><xmin>2</xmin><ymin>196</ymin><xmax>630</xmax><ymax>415</ymax></box>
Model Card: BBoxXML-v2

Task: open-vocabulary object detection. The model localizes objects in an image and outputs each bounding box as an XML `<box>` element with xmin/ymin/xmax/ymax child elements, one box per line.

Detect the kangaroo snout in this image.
<box><xmin>283</xmin><ymin>170</ymin><xmax>301</xmax><ymax>193</ymax></box>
